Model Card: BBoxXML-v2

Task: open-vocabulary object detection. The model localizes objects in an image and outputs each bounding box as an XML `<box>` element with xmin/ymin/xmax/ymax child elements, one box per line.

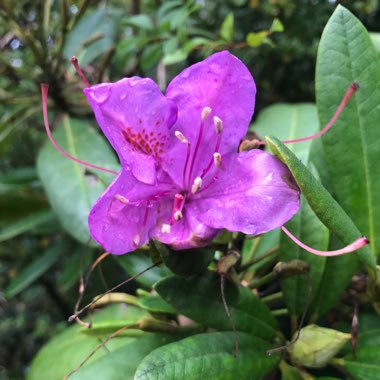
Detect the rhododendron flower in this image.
<box><xmin>81</xmin><ymin>51</ymin><xmax>300</xmax><ymax>254</ymax></box>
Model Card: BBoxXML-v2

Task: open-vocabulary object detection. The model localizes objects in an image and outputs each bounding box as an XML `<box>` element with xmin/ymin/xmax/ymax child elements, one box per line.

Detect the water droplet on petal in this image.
<box><xmin>91</xmin><ymin>86</ymin><xmax>110</xmax><ymax>104</ymax></box>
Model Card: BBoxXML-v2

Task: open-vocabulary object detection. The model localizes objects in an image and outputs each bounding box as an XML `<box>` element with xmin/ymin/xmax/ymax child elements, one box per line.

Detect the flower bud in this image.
<box><xmin>288</xmin><ymin>325</ymin><xmax>351</xmax><ymax>368</ymax></box>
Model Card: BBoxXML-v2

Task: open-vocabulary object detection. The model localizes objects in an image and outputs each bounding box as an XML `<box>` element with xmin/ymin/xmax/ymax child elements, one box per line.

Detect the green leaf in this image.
<box><xmin>155</xmin><ymin>272</ymin><xmax>279</xmax><ymax>340</ymax></box>
<box><xmin>220</xmin><ymin>13</ymin><xmax>234</xmax><ymax>42</ymax></box>
<box><xmin>27</xmin><ymin>305</ymin><xmax>139</xmax><ymax>380</ymax></box>
<box><xmin>270</xmin><ymin>18</ymin><xmax>284</xmax><ymax>33</ymax></box>
<box><xmin>0</xmin><ymin>210</ymin><xmax>54</xmax><ymax>242</ymax></box>
<box><xmin>265</xmin><ymin>136</ymin><xmax>376</xmax><ymax>273</ymax></box>
<box><xmin>135</xmin><ymin>332</ymin><xmax>280</xmax><ymax>380</ymax></box>
<box><xmin>5</xmin><ymin>240</ymin><xmax>63</xmax><ymax>298</ymax></box>
<box><xmin>316</xmin><ymin>5</ymin><xmax>380</xmax><ymax>258</ymax></box>
<box><xmin>252</xmin><ymin>103</ymin><xmax>319</xmax><ymax>161</ymax></box>
<box><xmin>246</xmin><ymin>31</ymin><xmax>268</xmax><ymax>47</ymax></box>
<box><xmin>279</xmin><ymin>195</ymin><xmax>328</xmax><ymax>317</ymax></box>
<box><xmin>69</xmin><ymin>334</ymin><xmax>178</xmax><ymax>380</ymax></box>
<box><xmin>336</xmin><ymin>346</ymin><xmax>380</xmax><ymax>380</ymax></box>
<box><xmin>37</xmin><ymin>116</ymin><xmax>119</xmax><ymax>245</ymax></box>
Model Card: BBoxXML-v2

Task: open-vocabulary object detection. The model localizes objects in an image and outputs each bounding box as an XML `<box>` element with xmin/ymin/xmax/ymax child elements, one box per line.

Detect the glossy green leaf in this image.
<box><xmin>27</xmin><ymin>305</ymin><xmax>139</xmax><ymax>380</ymax></box>
<box><xmin>70</xmin><ymin>334</ymin><xmax>178</xmax><ymax>380</ymax></box>
<box><xmin>135</xmin><ymin>332</ymin><xmax>280</xmax><ymax>380</ymax></box>
<box><xmin>5</xmin><ymin>240</ymin><xmax>63</xmax><ymax>298</ymax></box>
<box><xmin>252</xmin><ymin>103</ymin><xmax>318</xmax><ymax>161</ymax></box>
<box><xmin>265</xmin><ymin>136</ymin><xmax>376</xmax><ymax>273</ymax></box>
<box><xmin>37</xmin><ymin>116</ymin><xmax>119</xmax><ymax>245</ymax></box>
<box><xmin>155</xmin><ymin>272</ymin><xmax>279</xmax><ymax>340</ymax></box>
<box><xmin>280</xmin><ymin>195</ymin><xmax>328</xmax><ymax>317</ymax></box>
<box><xmin>316</xmin><ymin>5</ymin><xmax>380</xmax><ymax>258</ymax></box>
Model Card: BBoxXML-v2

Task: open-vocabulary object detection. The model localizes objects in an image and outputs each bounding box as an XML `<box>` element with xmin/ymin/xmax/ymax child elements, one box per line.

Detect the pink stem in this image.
<box><xmin>41</xmin><ymin>84</ymin><xmax>119</xmax><ymax>175</ymax></box>
<box><xmin>258</xmin><ymin>83</ymin><xmax>359</xmax><ymax>146</ymax></box>
<box><xmin>71</xmin><ymin>56</ymin><xmax>91</xmax><ymax>87</ymax></box>
<box><xmin>281</xmin><ymin>226</ymin><xmax>369</xmax><ymax>257</ymax></box>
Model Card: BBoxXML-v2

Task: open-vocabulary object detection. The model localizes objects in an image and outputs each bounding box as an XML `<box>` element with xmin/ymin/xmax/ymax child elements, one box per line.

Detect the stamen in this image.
<box><xmin>191</xmin><ymin>176</ymin><xmax>202</xmax><ymax>194</ymax></box>
<box><xmin>201</xmin><ymin>106</ymin><xmax>212</xmax><ymax>121</ymax></box>
<box><xmin>175</xmin><ymin>130</ymin><xmax>189</xmax><ymax>144</ymax></box>
<box><xmin>281</xmin><ymin>226</ymin><xmax>369</xmax><ymax>257</ymax></box>
<box><xmin>258</xmin><ymin>83</ymin><xmax>359</xmax><ymax>146</ymax></box>
<box><xmin>213</xmin><ymin>116</ymin><xmax>223</xmax><ymax>134</ymax></box>
<box><xmin>71</xmin><ymin>56</ymin><xmax>91</xmax><ymax>88</ymax></box>
<box><xmin>213</xmin><ymin>152</ymin><xmax>221</xmax><ymax>168</ymax></box>
<box><xmin>41</xmin><ymin>84</ymin><xmax>119</xmax><ymax>175</ymax></box>
<box><xmin>200</xmin><ymin>130</ymin><xmax>222</xmax><ymax>179</ymax></box>
<box><xmin>174</xmin><ymin>210</ymin><xmax>183</xmax><ymax>221</ymax></box>
<box><xmin>133</xmin><ymin>234</ymin><xmax>140</xmax><ymax>246</ymax></box>
<box><xmin>161</xmin><ymin>224</ymin><xmax>171</xmax><ymax>233</ymax></box>
<box><xmin>115</xmin><ymin>194</ymin><xmax>129</xmax><ymax>204</ymax></box>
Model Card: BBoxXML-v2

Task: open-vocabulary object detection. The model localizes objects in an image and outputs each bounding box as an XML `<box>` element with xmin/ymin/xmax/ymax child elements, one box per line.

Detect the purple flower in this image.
<box><xmin>84</xmin><ymin>51</ymin><xmax>300</xmax><ymax>255</ymax></box>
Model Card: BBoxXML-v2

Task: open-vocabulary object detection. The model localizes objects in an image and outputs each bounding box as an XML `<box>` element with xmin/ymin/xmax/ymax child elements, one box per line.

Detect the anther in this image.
<box><xmin>191</xmin><ymin>176</ymin><xmax>202</xmax><ymax>194</ymax></box>
<box><xmin>161</xmin><ymin>224</ymin><xmax>171</xmax><ymax>233</ymax></box>
<box><xmin>213</xmin><ymin>116</ymin><xmax>223</xmax><ymax>134</ymax></box>
<box><xmin>213</xmin><ymin>153</ymin><xmax>221</xmax><ymax>168</ymax></box>
<box><xmin>175</xmin><ymin>130</ymin><xmax>189</xmax><ymax>144</ymax></box>
<box><xmin>201</xmin><ymin>106</ymin><xmax>212</xmax><ymax>121</ymax></box>
<box><xmin>174</xmin><ymin>210</ymin><xmax>183</xmax><ymax>221</ymax></box>
<box><xmin>115</xmin><ymin>194</ymin><xmax>129</xmax><ymax>204</ymax></box>
<box><xmin>133</xmin><ymin>234</ymin><xmax>141</xmax><ymax>246</ymax></box>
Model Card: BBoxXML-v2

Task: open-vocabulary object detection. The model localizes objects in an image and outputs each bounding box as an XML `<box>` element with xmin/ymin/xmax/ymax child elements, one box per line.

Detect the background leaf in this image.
<box><xmin>316</xmin><ymin>5</ymin><xmax>380</xmax><ymax>259</ymax></box>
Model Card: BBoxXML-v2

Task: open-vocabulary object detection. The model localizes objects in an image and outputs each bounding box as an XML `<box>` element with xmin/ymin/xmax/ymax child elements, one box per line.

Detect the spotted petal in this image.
<box><xmin>190</xmin><ymin>150</ymin><xmax>300</xmax><ymax>235</ymax></box>
<box><xmin>84</xmin><ymin>77</ymin><xmax>177</xmax><ymax>184</ymax></box>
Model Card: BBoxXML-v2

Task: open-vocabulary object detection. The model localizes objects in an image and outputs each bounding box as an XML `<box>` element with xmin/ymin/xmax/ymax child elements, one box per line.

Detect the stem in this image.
<box><xmin>272</xmin><ymin>308</ymin><xmax>289</xmax><ymax>316</ymax></box>
<box><xmin>261</xmin><ymin>291</ymin><xmax>283</xmax><ymax>303</ymax></box>
<box><xmin>248</xmin><ymin>271</ymin><xmax>275</xmax><ymax>289</ymax></box>
<box><xmin>239</xmin><ymin>245</ymin><xmax>279</xmax><ymax>272</ymax></box>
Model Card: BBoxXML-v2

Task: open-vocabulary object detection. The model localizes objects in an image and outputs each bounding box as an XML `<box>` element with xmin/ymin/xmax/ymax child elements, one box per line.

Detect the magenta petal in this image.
<box><xmin>88</xmin><ymin>169</ymin><xmax>169</xmax><ymax>255</ymax></box>
<box><xmin>84</xmin><ymin>77</ymin><xmax>177</xmax><ymax>184</ymax></box>
<box><xmin>150</xmin><ymin>199</ymin><xmax>218</xmax><ymax>250</ymax></box>
<box><xmin>191</xmin><ymin>150</ymin><xmax>300</xmax><ymax>235</ymax></box>
<box><xmin>162</xmin><ymin>51</ymin><xmax>256</xmax><ymax>185</ymax></box>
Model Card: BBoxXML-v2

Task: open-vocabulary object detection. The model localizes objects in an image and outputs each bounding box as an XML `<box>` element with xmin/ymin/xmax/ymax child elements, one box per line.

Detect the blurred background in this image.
<box><xmin>1</xmin><ymin>0</ymin><xmax>379</xmax><ymax>378</ymax></box>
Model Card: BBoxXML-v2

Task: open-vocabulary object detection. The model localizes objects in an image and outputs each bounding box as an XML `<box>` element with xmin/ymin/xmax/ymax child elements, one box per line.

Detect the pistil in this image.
<box><xmin>281</xmin><ymin>226</ymin><xmax>369</xmax><ymax>256</ymax></box>
<box><xmin>171</xmin><ymin>193</ymin><xmax>185</xmax><ymax>223</ymax></box>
